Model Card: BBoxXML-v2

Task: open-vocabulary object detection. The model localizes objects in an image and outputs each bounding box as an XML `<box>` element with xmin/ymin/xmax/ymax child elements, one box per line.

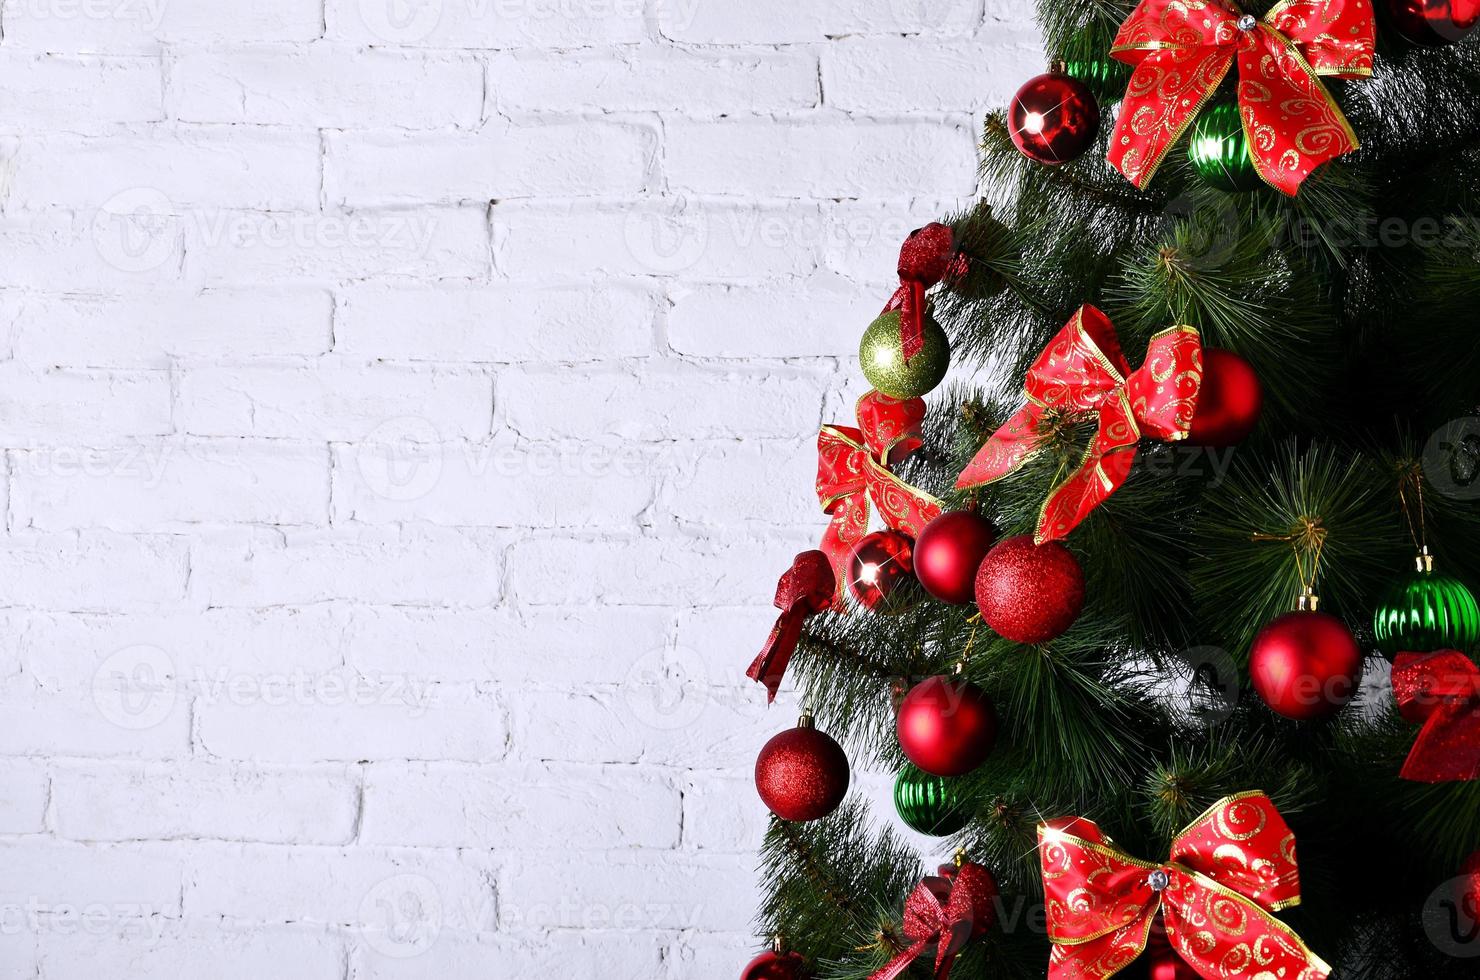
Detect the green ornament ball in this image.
<box><xmin>859</xmin><ymin>310</ymin><xmax>950</xmax><ymax>400</ymax></box>
<box><xmin>1188</xmin><ymin>103</ymin><xmax>1262</xmax><ymax>193</ymax></box>
<box><xmin>1373</xmin><ymin>555</ymin><xmax>1480</xmax><ymax>659</ymax></box>
<box><xmin>892</xmin><ymin>765</ymin><xmax>969</xmax><ymax>836</ymax></box>
<box><xmin>1060</xmin><ymin>27</ymin><xmax>1132</xmax><ymax>105</ymax></box>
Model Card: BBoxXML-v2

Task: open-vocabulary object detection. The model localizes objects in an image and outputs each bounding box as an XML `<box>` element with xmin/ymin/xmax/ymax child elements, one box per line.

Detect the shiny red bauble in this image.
<box><xmin>1008</xmin><ymin>71</ymin><xmax>1101</xmax><ymax>165</ymax></box>
<box><xmin>1385</xmin><ymin>0</ymin><xmax>1479</xmax><ymax>45</ymax></box>
<box><xmin>741</xmin><ymin>949</ymin><xmax>809</xmax><ymax>980</ymax></box>
<box><xmin>975</xmin><ymin>535</ymin><xmax>1086</xmax><ymax>643</ymax></box>
<box><xmin>755</xmin><ymin>717</ymin><xmax>850</xmax><ymax>822</ymax></box>
<box><xmin>1249</xmin><ymin>610</ymin><xmax>1363</xmax><ymax>720</ymax></box>
<box><xmin>1133</xmin><ymin>914</ymin><xmax>1200</xmax><ymax>980</ymax></box>
<box><xmin>1456</xmin><ymin>850</ymin><xmax>1480</xmax><ymax>924</ymax></box>
<box><xmin>896</xmin><ymin>676</ymin><xmax>998</xmax><ymax>776</ymax></box>
<box><xmin>847</xmin><ymin>529</ymin><xmax>916</xmax><ymax>611</ymax></box>
<box><xmin>1187</xmin><ymin>348</ymin><xmax>1262</xmax><ymax>447</ymax></box>
<box><xmin>915</xmin><ymin>511</ymin><xmax>999</xmax><ymax>605</ymax></box>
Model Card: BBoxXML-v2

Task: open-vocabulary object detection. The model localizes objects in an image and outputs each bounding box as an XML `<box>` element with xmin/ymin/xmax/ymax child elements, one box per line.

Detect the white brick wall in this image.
<box><xmin>0</xmin><ymin>0</ymin><xmax>1038</xmax><ymax>975</ymax></box>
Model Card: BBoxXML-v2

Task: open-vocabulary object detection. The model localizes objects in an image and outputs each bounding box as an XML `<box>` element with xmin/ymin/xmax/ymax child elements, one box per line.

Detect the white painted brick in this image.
<box><xmin>51</xmin><ymin>762</ymin><xmax>360</xmax><ymax>844</ymax></box>
<box><xmin>339</xmin><ymin>606</ymin><xmax>670</xmax><ymax>686</ymax></box>
<box><xmin>182</xmin><ymin>206</ymin><xmax>491</xmax><ymax>285</ymax></box>
<box><xmin>667</xmin><ymin>275</ymin><xmax>881</xmax><ymax>359</ymax></box>
<box><xmin>325</xmin><ymin>121</ymin><xmax>655</xmax><ymax>207</ymax></box>
<box><xmin>488</xmin><ymin>49</ymin><xmax>819</xmax><ymax>113</ymax></box>
<box><xmin>0</xmin><ymin>211</ymin><xmax>183</xmax><ymax>291</ymax></box>
<box><xmin>682</xmin><ymin>773</ymin><xmax>769</xmax><ymax>851</ymax></box>
<box><xmin>335</xmin><ymin>283</ymin><xmax>656</xmax><ymax>362</ymax></box>
<box><xmin>657</xmin><ymin>0</ymin><xmax>982</xmax><ymax>43</ymax></box>
<box><xmin>499</xmin><ymin>364</ymin><xmax>829</xmax><ymax>441</ymax></box>
<box><xmin>188</xmin><ymin>527</ymin><xmax>504</xmax><ymax>607</ymax></box>
<box><xmin>0</xmin><ymin>684</ymin><xmax>191</xmax><ymax>758</ymax></box>
<box><xmin>0</xmin><ymin>760</ymin><xmax>49</xmax><ymax>833</ymax></box>
<box><xmin>666</xmin><ymin>117</ymin><xmax>980</xmax><ymax>199</ymax></box>
<box><xmin>669</xmin><ymin>933</ymin><xmax>773</xmax><ymax>980</ymax></box>
<box><xmin>353</xmin><ymin>931</ymin><xmax>663</xmax><ymax>980</ymax></box>
<box><xmin>185</xmin><ymin>844</ymin><xmax>496</xmax><ymax>930</ymax></box>
<box><xmin>663</xmin><ymin>439</ymin><xmax>818</xmax><ymax>526</ymax></box>
<box><xmin>0</xmin><ymin>533</ymin><xmax>189</xmax><ymax>611</ymax></box>
<box><xmin>360</xmin><ymin>762</ymin><xmax>679</xmax><ymax>848</ymax></box>
<box><xmin>0</xmin><ymin>53</ymin><xmax>162</xmax><ymax>128</ymax></box>
<box><xmin>12</xmin><ymin>440</ymin><xmax>329</xmax><ymax>531</ymax></box>
<box><xmin>491</xmin><ymin>200</ymin><xmax>821</xmax><ymax>281</ymax></box>
<box><xmin>177</xmin><ymin>363</ymin><xmax>490</xmax><ymax>440</ymax></box>
<box><xmin>327</xmin><ymin>0</ymin><xmax>647</xmax><ymax>48</ymax></box>
<box><xmin>824</xmin><ymin>35</ymin><xmax>1044</xmax><ymax>112</ymax></box>
<box><xmin>0</xmin><ymin>840</ymin><xmax>185</xmax><ymax>911</ymax></box>
<box><xmin>0</xmin><ymin>934</ymin><xmax>34</xmax><ymax>980</ymax></box>
<box><xmin>501</xmin><ymin>851</ymin><xmax>755</xmax><ymax>932</ymax></box>
<box><xmin>5</xmin><ymin>130</ymin><xmax>321</xmax><ymax>211</ymax></box>
<box><xmin>10</xmin><ymin>288</ymin><xmax>333</xmax><ymax>368</ymax></box>
<box><xmin>37</xmin><ymin>926</ymin><xmax>344</xmax><ymax>980</ymax></box>
<box><xmin>823</xmin><ymin>198</ymin><xmax>969</xmax><ymax>282</ymax></box>
<box><xmin>171</xmin><ymin>47</ymin><xmax>483</xmax><ymax>129</ymax></box>
<box><xmin>0</xmin><ymin>366</ymin><xmax>172</xmax><ymax>444</ymax></box>
<box><xmin>4</xmin><ymin>0</ymin><xmax>323</xmax><ymax>50</ymax></box>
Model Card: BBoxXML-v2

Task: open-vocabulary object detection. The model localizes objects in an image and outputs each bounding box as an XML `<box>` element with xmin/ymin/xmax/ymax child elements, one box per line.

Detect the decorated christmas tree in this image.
<box><xmin>738</xmin><ymin>1</ymin><xmax>1480</xmax><ymax>978</ymax></box>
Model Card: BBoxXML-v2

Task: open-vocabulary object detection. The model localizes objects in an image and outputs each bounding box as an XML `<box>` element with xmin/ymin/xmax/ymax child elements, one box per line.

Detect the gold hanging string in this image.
<box><xmin>1397</xmin><ymin>460</ymin><xmax>1428</xmax><ymax>556</ymax></box>
<box><xmin>956</xmin><ymin>620</ymin><xmax>981</xmax><ymax>674</ymax></box>
<box><xmin>1252</xmin><ymin>515</ymin><xmax>1327</xmax><ymax>599</ymax></box>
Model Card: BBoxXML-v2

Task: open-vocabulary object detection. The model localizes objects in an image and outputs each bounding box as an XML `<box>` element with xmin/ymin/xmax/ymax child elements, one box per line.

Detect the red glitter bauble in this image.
<box><xmin>896</xmin><ymin>676</ymin><xmax>998</xmax><ymax>777</ymax></box>
<box><xmin>915</xmin><ymin>511</ymin><xmax>999</xmax><ymax>605</ymax></box>
<box><xmin>1249</xmin><ymin>610</ymin><xmax>1363</xmax><ymax>721</ymax></box>
<box><xmin>1456</xmin><ymin>850</ymin><xmax>1480</xmax><ymax>925</ymax></box>
<box><xmin>740</xmin><ymin>950</ymin><xmax>809</xmax><ymax>980</ymax></box>
<box><xmin>754</xmin><ymin>717</ymin><xmax>850</xmax><ymax>822</ymax></box>
<box><xmin>1386</xmin><ymin>0</ymin><xmax>1479</xmax><ymax>45</ymax></box>
<box><xmin>1007</xmin><ymin>71</ymin><xmax>1100</xmax><ymax>165</ymax></box>
<box><xmin>847</xmin><ymin>530</ymin><xmax>916</xmax><ymax>611</ymax></box>
<box><xmin>1187</xmin><ymin>348</ymin><xmax>1262</xmax><ymax>447</ymax></box>
<box><xmin>975</xmin><ymin>535</ymin><xmax>1085</xmax><ymax>643</ymax></box>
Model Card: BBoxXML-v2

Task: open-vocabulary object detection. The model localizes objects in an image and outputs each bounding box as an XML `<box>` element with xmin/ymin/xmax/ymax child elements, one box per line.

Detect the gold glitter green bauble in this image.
<box><xmin>1188</xmin><ymin>103</ymin><xmax>1262</xmax><ymax>193</ymax></box>
<box><xmin>893</xmin><ymin>765</ymin><xmax>968</xmax><ymax>836</ymax></box>
<box><xmin>859</xmin><ymin>310</ymin><xmax>950</xmax><ymax>399</ymax></box>
<box><xmin>1373</xmin><ymin>553</ymin><xmax>1480</xmax><ymax>659</ymax></box>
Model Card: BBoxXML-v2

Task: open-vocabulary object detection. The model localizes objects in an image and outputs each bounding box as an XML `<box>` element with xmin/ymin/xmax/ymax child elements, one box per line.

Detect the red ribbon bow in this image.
<box><xmin>955</xmin><ymin>305</ymin><xmax>1202</xmax><ymax>543</ymax></box>
<box><xmin>1040</xmin><ymin>792</ymin><xmax>1330</xmax><ymax>980</ymax></box>
<box><xmin>1109</xmin><ymin>0</ymin><xmax>1375</xmax><ymax>195</ymax></box>
<box><xmin>1392</xmin><ymin>649</ymin><xmax>1480</xmax><ymax>782</ymax></box>
<box><xmin>746</xmin><ymin>551</ymin><xmax>836</xmax><ymax>703</ymax></box>
<box><xmin>869</xmin><ymin>861</ymin><xmax>998</xmax><ymax>980</ymax></box>
<box><xmin>883</xmin><ymin>223</ymin><xmax>969</xmax><ymax>361</ymax></box>
<box><xmin>818</xmin><ymin>391</ymin><xmax>943</xmax><ymax>603</ymax></box>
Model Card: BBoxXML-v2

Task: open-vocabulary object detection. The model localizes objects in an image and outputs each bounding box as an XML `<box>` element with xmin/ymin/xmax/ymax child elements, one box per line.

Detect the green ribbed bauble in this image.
<box><xmin>893</xmin><ymin>765</ymin><xmax>968</xmax><ymax>836</ymax></box>
<box><xmin>859</xmin><ymin>311</ymin><xmax>950</xmax><ymax>399</ymax></box>
<box><xmin>1060</xmin><ymin>27</ymin><xmax>1132</xmax><ymax>104</ymax></box>
<box><xmin>1373</xmin><ymin>554</ymin><xmax>1480</xmax><ymax>659</ymax></box>
<box><xmin>1188</xmin><ymin>103</ymin><xmax>1262</xmax><ymax>193</ymax></box>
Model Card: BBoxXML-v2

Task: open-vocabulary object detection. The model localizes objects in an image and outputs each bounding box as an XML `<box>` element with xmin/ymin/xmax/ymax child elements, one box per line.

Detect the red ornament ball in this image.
<box><xmin>1134</xmin><ymin>914</ymin><xmax>1200</xmax><ymax>980</ymax></box>
<box><xmin>975</xmin><ymin>535</ymin><xmax>1085</xmax><ymax>643</ymax></box>
<box><xmin>1188</xmin><ymin>348</ymin><xmax>1262</xmax><ymax>447</ymax></box>
<box><xmin>755</xmin><ymin>717</ymin><xmax>850</xmax><ymax>822</ymax></box>
<box><xmin>1386</xmin><ymin>0</ymin><xmax>1479</xmax><ymax>46</ymax></box>
<box><xmin>1008</xmin><ymin>71</ymin><xmax>1101</xmax><ymax>165</ymax></box>
<box><xmin>1456</xmin><ymin>850</ymin><xmax>1480</xmax><ymax>925</ymax></box>
<box><xmin>915</xmin><ymin>511</ymin><xmax>999</xmax><ymax>605</ymax></box>
<box><xmin>896</xmin><ymin>676</ymin><xmax>998</xmax><ymax>776</ymax></box>
<box><xmin>847</xmin><ymin>530</ymin><xmax>916</xmax><ymax>611</ymax></box>
<box><xmin>741</xmin><ymin>950</ymin><xmax>809</xmax><ymax>980</ymax></box>
<box><xmin>1249</xmin><ymin>610</ymin><xmax>1363</xmax><ymax>721</ymax></box>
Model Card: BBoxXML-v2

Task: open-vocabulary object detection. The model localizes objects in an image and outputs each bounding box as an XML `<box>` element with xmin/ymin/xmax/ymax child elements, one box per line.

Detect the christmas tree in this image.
<box><xmin>739</xmin><ymin>1</ymin><xmax>1480</xmax><ymax>978</ymax></box>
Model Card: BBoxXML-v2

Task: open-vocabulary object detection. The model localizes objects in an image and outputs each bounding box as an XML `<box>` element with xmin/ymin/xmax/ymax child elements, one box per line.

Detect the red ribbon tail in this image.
<box><xmin>867</xmin><ymin>939</ymin><xmax>931</xmax><ymax>980</ymax></box>
<box><xmin>899</xmin><ymin>282</ymin><xmax>927</xmax><ymax>362</ymax></box>
<box><xmin>746</xmin><ymin>610</ymin><xmax>805</xmax><ymax>703</ymax></box>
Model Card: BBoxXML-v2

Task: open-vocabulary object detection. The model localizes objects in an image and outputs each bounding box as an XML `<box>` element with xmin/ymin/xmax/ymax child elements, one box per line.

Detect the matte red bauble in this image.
<box><xmin>741</xmin><ymin>949</ymin><xmax>809</xmax><ymax>980</ymax></box>
<box><xmin>1386</xmin><ymin>0</ymin><xmax>1479</xmax><ymax>46</ymax></box>
<box><xmin>1249</xmin><ymin>610</ymin><xmax>1363</xmax><ymax>721</ymax></box>
<box><xmin>755</xmin><ymin>715</ymin><xmax>850</xmax><ymax>822</ymax></box>
<box><xmin>975</xmin><ymin>535</ymin><xmax>1085</xmax><ymax>643</ymax></box>
<box><xmin>847</xmin><ymin>530</ymin><xmax>916</xmax><ymax>611</ymax></box>
<box><xmin>915</xmin><ymin>511</ymin><xmax>999</xmax><ymax>605</ymax></box>
<box><xmin>1187</xmin><ymin>348</ymin><xmax>1262</xmax><ymax>447</ymax></box>
<box><xmin>896</xmin><ymin>676</ymin><xmax>998</xmax><ymax>776</ymax></box>
<box><xmin>1008</xmin><ymin>71</ymin><xmax>1101</xmax><ymax>165</ymax></box>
